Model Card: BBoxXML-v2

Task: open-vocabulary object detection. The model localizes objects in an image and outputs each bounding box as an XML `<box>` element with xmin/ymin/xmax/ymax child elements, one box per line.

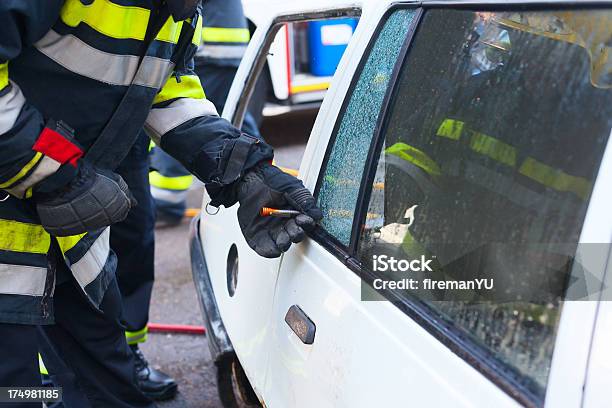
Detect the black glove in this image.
<box><xmin>35</xmin><ymin>161</ymin><xmax>137</xmax><ymax>236</ymax></box>
<box><xmin>236</xmin><ymin>162</ymin><xmax>323</xmax><ymax>258</ymax></box>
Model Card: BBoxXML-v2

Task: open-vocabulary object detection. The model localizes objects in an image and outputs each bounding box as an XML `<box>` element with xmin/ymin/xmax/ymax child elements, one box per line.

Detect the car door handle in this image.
<box><xmin>284</xmin><ymin>305</ymin><xmax>316</xmax><ymax>345</ymax></box>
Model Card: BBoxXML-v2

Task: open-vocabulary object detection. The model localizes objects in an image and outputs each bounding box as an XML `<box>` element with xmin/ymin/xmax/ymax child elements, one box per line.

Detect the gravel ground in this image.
<box><xmin>140</xmin><ymin>111</ymin><xmax>312</xmax><ymax>407</ymax></box>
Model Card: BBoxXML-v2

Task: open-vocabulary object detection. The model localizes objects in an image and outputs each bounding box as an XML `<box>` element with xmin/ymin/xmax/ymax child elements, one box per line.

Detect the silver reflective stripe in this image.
<box><xmin>0</xmin><ymin>82</ymin><xmax>26</xmax><ymax>135</ymax></box>
<box><xmin>126</xmin><ymin>331</ymin><xmax>147</xmax><ymax>343</ymax></box>
<box><xmin>196</xmin><ymin>44</ymin><xmax>248</xmax><ymax>60</ymax></box>
<box><xmin>0</xmin><ymin>264</ymin><xmax>47</xmax><ymax>296</ymax></box>
<box><xmin>71</xmin><ymin>228</ymin><xmax>110</xmax><ymax>289</ymax></box>
<box><xmin>144</xmin><ymin>98</ymin><xmax>218</xmax><ymax>144</ymax></box>
<box><xmin>150</xmin><ymin>186</ymin><xmax>189</xmax><ymax>204</ymax></box>
<box><xmin>35</xmin><ymin>30</ymin><xmax>172</xmax><ymax>88</ymax></box>
<box><xmin>6</xmin><ymin>156</ymin><xmax>62</xmax><ymax>199</ymax></box>
<box><xmin>134</xmin><ymin>57</ymin><xmax>174</xmax><ymax>89</ymax></box>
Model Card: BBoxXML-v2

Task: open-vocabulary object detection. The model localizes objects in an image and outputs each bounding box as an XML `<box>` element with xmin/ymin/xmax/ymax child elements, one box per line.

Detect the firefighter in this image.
<box><xmin>0</xmin><ymin>1</ymin><xmax>322</xmax><ymax>407</ymax></box>
<box><xmin>112</xmin><ymin>134</ymin><xmax>173</xmax><ymax>400</ymax></box>
<box><xmin>150</xmin><ymin>0</ymin><xmax>260</xmax><ymax>224</ymax></box>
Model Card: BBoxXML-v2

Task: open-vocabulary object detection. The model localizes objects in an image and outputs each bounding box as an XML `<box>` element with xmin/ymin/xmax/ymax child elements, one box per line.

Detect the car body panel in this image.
<box><xmin>196</xmin><ymin>1</ymin><xmax>612</xmax><ymax>407</ymax></box>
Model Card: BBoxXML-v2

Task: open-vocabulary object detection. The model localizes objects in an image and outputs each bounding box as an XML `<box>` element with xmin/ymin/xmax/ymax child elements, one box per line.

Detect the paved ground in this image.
<box><xmin>140</xmin><ymin>111</ymin><xmax>313</xmax><ymax>407</ymax></box>
<box><xmin>141</xmin><ymin>186</ymin><xmax>222</xmax><ymax>408</ymax></box>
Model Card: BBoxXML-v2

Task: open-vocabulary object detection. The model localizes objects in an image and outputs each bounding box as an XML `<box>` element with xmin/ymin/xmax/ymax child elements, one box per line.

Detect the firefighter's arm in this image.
<box><xmin>145</xmin><ymin>72</ymin><xmax>323</xmax><ymax>257</ymax></box>
<box><xmin>144</xmin><ymin>67</ymin><xmax>274</xmax><ymax>208</ymax></box>
<box><xmin>0</xmin><ymin>1</ymin><xmax>83</xmax><ymax>199</ymax></box>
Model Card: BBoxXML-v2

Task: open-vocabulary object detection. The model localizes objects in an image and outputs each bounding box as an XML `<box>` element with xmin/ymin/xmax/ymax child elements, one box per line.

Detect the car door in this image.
<box><xmin>199</xmin><ymin>4</ymin><xmax>362</xmax><ymax>398</ymax></box>
<box><xmin>267</xmin><ymin>3</ymin><xmax>612</xmax><ymax>408</ymax></box>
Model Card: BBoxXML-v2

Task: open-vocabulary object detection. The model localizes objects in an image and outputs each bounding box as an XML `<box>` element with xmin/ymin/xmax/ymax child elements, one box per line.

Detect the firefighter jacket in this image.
<box><xmin>0</xmin><ymin>0</ymin><xmax>273</xmax><ymax>325</ymax></box>
<box><xmin>197</xmin><ymin>0</ymin><xmax>250</xmax><ymax>67</ymax></box>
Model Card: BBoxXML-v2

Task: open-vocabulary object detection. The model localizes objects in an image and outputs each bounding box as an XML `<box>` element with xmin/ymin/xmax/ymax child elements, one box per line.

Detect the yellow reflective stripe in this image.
<box><xmin>202</xmin><ymin>27</ymin><xmax>250</xmax><ymax>43</ymax></box>
<box><xmin>56</xmin><ymin>233</ymin><xmax>87</xmax><ymax>256</ymax></box>
<box><xmin>0</xmin><ymin>152</ymin><xmax>43</xmax><ymax>189</ymax></box>
<box><xmin>436</xmin><ymin>119</ymin><xmax>465</xmax><ymax>140</ymax></box>
<box><xmin>386</xmin><ymin>142</ymin><xmax>442</xmax><ymax>177</ymax></box>
<box><xmin>0</xmin><ymin>62</ymin><xmax>8</xmax><ymax>90</ymax></box>
<box><xmin>519</xmin><ymin>157</ymin><xmax>591</xmax><ymax>200</ymax></box>
<box><xmin>60</xmin><ymin>0</ymin><xmax>182</xmax><ymax>43</ymax></box>
<box><xmin>436</xmin><ymin>117</ymin><xmax>592</xmax><ymax>199</ymax></box>
<box><xmin>154</xmin><ymin>75</ymin><xmax>205</xmax><ymax>104</ymax></box>
<box><xmin>469</xmin><ymin>131</ymin><xmax>517</xmax><ymax>167</ymax></box>
<box><xmin>61</xmin><ymin>0</ymin><xmax>149</xmax><ymax>40</ymax></box>
<box><xmin>125</xmin><ymin>326</ymin><xmax>148</xmax><ymax>345</ymax></box>
<box><xmin>192</xmin><ymin>17</ymin><xmax>203</xmax><ymax>46</ymax></box>
<box><xmin>158</xmin><ymin>17</ymin><xmax>183</xmax><ymax>44</ymax></box>
<box><xmin>149</xmin><ymin>171</ymin><xmax>193</xmax><ymax>190</ymax></box>
<box><xmin>39</xmin><ymin>355</ymin><xmax>48</xmax><ymax>376</ymax></box>
<box><xmin>0</xmin><ymin>219</ymin><xmax>50</xmax><ymax>254</ymax></box>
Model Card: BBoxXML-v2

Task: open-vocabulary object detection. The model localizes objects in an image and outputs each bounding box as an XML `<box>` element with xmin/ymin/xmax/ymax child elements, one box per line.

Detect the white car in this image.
<box><xmin>190</xmin><ymin>1</ymin><xmax>612</xmax><ymax>407</ymax></box>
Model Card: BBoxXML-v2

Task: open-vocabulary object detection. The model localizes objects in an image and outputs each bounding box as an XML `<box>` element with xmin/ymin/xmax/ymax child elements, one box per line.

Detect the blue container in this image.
<box><xmin>308</xmin><ymin>18</ymin><xmax>358</xmax><ymax>77</ymax></box>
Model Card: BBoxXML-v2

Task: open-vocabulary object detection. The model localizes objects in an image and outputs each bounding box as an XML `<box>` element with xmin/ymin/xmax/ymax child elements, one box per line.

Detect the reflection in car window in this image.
<box><xmin>357</xmin><ymin>9</ymin><xmax>612</xmax><ymax>400</ymax></box>
<box><xmin>316</xmin><ymin>9</ymin><xmax>417</xmax><ymax>245</ymax></box>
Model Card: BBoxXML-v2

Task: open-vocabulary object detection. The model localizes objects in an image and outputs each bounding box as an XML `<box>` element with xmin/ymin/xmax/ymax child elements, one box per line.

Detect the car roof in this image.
<box><xmin>242</xmin><ymin>0</ymin><xmax>610</xmax><ymax>24</ymax></box>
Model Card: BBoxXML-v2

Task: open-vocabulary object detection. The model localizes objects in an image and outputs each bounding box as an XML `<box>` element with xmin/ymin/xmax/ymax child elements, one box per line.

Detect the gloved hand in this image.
<box><xmin>236</xmin><ymin>162</ymin><xmax>322</xmax><ymax>258</ymax></box>
<box><xmin>35</xmin><ymin>161</ymin><xmax>137</xmax><ymax>236</ymax></box>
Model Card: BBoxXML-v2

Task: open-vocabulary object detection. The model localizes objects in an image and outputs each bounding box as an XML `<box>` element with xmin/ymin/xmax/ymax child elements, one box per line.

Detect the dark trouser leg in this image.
<box><xmin>113</xmin><ymin>133</ymin><xmax>177</xmax><ymax>401</ymax></box>
<box><xmin>113</xmin><ymin>133</ymin><xmax>156</xmax><ymax>341</ymax></box>
<box><xmin>0</xmin><ymin>324</ymin><xmax>41</xmax><ymax>408</ymax></box>
<box><xmin>149</xmin><ymin>148</ymin><xmax>191</xmax><ymax>223</ymax></box>
<box><xmin>39</xmin><ymin>277</ymin><xmax>154</xmax><ymax>408</ymax></box>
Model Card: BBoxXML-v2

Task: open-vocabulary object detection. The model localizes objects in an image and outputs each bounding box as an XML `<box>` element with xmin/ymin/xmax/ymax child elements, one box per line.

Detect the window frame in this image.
<box><xmin>230</xmin><ymin>7</ymin><xmax>362</xmax><ymax>129</ymax></box>
<box><xmin>311</xmin><ymin>2</ymin><xmax>612</xmax><ymax>407</ymax></box>
<box><xmin>311</xmin><ymin>4</ymin><xmax>423</xmax><ymax>260</ymax></box>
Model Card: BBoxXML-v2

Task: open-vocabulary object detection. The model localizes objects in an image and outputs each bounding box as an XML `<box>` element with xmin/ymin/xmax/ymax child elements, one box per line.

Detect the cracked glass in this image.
<box><xmin>316</xmin><ymin>9</ymin><xmax>417</xmax><ymax>246</ymax></box>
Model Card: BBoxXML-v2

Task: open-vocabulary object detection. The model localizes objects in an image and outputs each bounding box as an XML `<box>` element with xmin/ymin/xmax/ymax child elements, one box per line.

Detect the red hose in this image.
<box><xmin>147</xmin><ymin>323</ymin><xmax>206</xmax><ymax>335</ymax></box>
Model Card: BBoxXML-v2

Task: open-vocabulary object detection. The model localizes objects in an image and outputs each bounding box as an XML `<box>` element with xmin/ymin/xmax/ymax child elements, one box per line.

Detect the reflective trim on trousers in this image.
<box><xmin>196</xmin><ymin>44</ymin><xmax>248</xmax><ymax>60</ymax></box>
<box><xmin>144</xmin><ymin>98</ymin><xmax>218</xmax><ymax>144</ymax></box>
<box><xmin>125</xmin><ymin>326</ymin><xmax>148</xmax><ymax>345</ymax></box>
<box><xmin>0</xmin><ymin>62</ymin><xmax>8</xmax><ymax>91</ymax></box>
<box><xmin>0</xmin><ymin>264</ymin><xmax>47</xmax><ymax>296</ymax></box>
<box><xmin>150</xmin><ymin>186</ymin><xmax>189</xmax><ymax>204</ymax></box>
<box><xmin>35</xmin><ymin>30</ymin><xmax>173</xmax><ymax>88</ymax></box>
<box><xmin>70</xmin><ymin>228</ymin><xmax>110</xmax><ymax>290</ymax></box>
<box><xmin>0</xmin><ymin>82</ymin><xmax>26</xmax><ymax>135</ymax></box>
<box><xmin>149</xmin><ymin>171</ymin><xmax>193</xmax><ymax>191</ymax></box>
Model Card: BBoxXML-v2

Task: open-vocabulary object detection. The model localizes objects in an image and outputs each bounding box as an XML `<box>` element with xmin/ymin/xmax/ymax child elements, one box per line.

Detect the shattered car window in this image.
<box><xmin>357</xmin><ymin>9</ymin><xmax>612</xmax><ymax>401</ymax></box>
<box><xmin>316</xmin><ymin>9</ymin><xmax>417</xmax><ymax>246</ymax></box>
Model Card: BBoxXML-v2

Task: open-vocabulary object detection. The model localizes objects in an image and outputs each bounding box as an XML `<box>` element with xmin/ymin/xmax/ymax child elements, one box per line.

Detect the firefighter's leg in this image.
<box><xmin>0</xmin><ymin>323</ymin><xmax>40</xmax><ymax>408</ymax></box>
<box><xmin>113</xmin><ymin>132</ymin><xmax>178</xmax><ymax>401</ymax></box>
<box><xmin>149</xmin><ymin>148</ymin><xmax>192</xmax><ymax>225</ymax></box>
<box><xmin>38</xmin><ymin>275</ymin><xmax>154</xmax><ymax>408</ymax></box>
<box><xmin>113</xmin><ymin>133</ymin><xmax>156</xmax><ymax>338</ymax></box>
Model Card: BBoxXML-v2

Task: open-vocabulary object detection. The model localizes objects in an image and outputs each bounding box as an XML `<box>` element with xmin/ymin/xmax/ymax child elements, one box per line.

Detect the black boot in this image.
<box><xmin>131</xmin><ymin>345</ymin><xmax>178</xmax><ymax>401</ymax></box>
